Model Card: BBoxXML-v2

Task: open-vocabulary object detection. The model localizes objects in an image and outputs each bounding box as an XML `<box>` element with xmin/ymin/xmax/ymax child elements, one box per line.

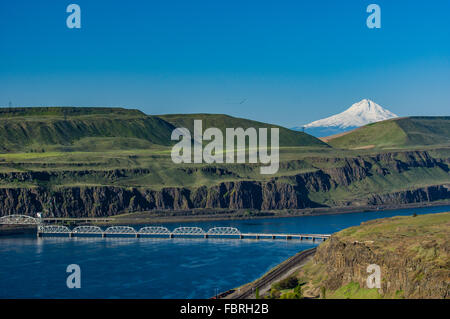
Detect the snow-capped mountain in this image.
<box><xmin>294</xmin><ymin>99</ymin><xmax>398</xmax><ymax>137</ymax></box>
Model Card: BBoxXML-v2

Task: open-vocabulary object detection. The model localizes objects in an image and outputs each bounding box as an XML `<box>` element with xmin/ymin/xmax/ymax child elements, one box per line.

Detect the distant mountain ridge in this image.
<box><xmin>293</xmin><ymin>99</ymin><xmax>398</xmax><ymax>137</ymax></box>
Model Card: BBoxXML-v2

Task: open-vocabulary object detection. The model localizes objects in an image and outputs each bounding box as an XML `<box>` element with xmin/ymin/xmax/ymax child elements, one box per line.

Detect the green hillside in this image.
<box><xmin>159</xmin><ymin>113</ymin><xmax>329</xmax><ymax>148</ymax></box>
<box><xmin>0</xmin><ymin>107</ymin><xmax>175</xmax><ymax>152</ymax></box>
<box><xmin>0</xmin><ymin>108</ymin><xmax>328</xmax><ymax>152</ymax></box>
<box><xmin>328</xmin><ymin>117</ymin><xmax>450</xmax><ymax>149</ymax></box>
<box><xmin>0</xmin><ymin>108</ymin><xmax>448</xmax><ymax>218</ymax></box>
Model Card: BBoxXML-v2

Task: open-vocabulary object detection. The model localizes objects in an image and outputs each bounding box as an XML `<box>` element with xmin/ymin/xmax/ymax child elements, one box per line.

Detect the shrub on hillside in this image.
<box><xmin>273</xmin><ymin>276</ymin><xmax>298</xmax><ymax>290</ymax></box>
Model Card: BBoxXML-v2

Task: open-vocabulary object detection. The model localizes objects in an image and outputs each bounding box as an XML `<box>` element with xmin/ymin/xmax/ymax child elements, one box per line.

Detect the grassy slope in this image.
<box><xmin>0</xmin><ymin>108</ymin><xmax>328</xmax><ymax>152</ymax></box>
<box><xmin>328</xmin><ymin>117</ymin><xmax>450</xmax><ymax>150</ymax></box>
<box><xmin>159</xmin><ymin>113</ymin><xmax>329</xmax><ymax>148</ymax></box>
<box><xmin>1</xmin><ymin>146</ymin><xmax>448</xmax><ymax>194</ymax></box>
<box><xmin>309</xmin><ymin>165</ymin><xmax>450</xmax><ymax>206</ymax></box>
<box><xmin>0</xmin><ymin>107</ymin><xmax>176</xmax><ymax>152</ymax></box>
<box><xmin>0</xmin><ymin>107</ymin><xmax>330</xmax><ymax>189</ymax></box>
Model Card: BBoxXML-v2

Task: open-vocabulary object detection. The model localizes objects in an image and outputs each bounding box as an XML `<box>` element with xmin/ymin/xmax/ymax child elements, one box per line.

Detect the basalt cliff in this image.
<box><xmin>0</xmin><ymin>150</ymin><xmax>448</xmax><ymax>217</ymax></box>
<box><xmin>296</xmin><ymin>212</ymin><xmax>450</xmax><ymax>299</ymax></box>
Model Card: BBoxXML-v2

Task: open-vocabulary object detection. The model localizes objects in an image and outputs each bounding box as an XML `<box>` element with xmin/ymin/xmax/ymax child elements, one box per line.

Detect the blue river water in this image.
<box><xmin>1</xmin><ymin>205</ymin><xmax>449</xmax><ymax>298</ymax></box>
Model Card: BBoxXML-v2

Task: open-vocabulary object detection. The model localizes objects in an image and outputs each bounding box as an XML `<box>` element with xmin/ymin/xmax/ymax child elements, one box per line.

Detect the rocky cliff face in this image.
<box><xmin>0</xmin><ymin>151</ymin><xmax>448</xmax><ymax>217</ymax></box>
<box><xmin>0</xmin><ymin>181</ymin><xmax>315</xmax><ymax>217</ymax></box>
<box><xmin>313</xmin><ymin>237</ymin><xmax>449</xmax><ymax>298</ymax></box>
<box><xmin>308</xmin><ymin>213</ymin><xmax>450</xmax><ymax>298</ymax></box>
<box><xmin>0</xmin><ymin>182</ymin><xmax>448</xmax><ymax>218</ymax></box>
<box><xmin>367</xmin><ymin>185</ymin><xmax>450</xmax><ymax>205</ymax></box>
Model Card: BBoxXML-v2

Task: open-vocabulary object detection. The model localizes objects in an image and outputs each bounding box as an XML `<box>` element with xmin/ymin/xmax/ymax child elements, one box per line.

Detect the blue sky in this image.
<box><xmin>1</xmin><ymin>0</ymin><xmax>449</xmax><ymax>127</ymax></box>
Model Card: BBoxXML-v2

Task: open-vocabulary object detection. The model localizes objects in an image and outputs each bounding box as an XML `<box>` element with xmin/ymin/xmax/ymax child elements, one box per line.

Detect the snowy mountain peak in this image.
<box><xmin>304</xmin><ymin>99</ymin><xmax>398</xmax><ymax>129</ymax></box>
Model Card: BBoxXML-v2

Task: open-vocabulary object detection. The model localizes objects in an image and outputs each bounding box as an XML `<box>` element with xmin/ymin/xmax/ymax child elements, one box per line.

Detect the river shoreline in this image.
<box><xmin>111</xmin><ymin>200</ymin><xmax>450</xmax><ymax>225</ymax></box>
<box><xmin>223</xmin><ymin>248</ymin><xmax>318</xmax><ymax>299</ymax></box>
<box><xmin>1</xmin><ymin>200</ymin><xmax>449</xmax><ymax>235</ymax></box>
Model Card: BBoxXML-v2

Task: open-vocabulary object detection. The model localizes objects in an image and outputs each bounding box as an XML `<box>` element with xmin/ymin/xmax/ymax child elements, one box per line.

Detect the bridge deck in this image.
<box><xmin>37</xmin><ymin>230</ymin><xmax>330</xmax><ymax>240</ymax></box>
<box><xmin>0</xmin><ymin>215</ymin><xmax>331</xmax><ymax>241</ymax></box>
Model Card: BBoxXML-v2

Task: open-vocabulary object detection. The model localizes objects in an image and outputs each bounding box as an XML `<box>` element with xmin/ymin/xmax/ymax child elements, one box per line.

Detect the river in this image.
<box><xmin>1</xmin><ymin>205</ymin><xmax>449</xmax><ymax>298</ymax></box>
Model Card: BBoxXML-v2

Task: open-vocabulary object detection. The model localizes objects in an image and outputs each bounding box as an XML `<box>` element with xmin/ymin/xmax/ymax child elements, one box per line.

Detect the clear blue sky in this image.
<box><xmin>1</xmin><ymin>0</ymin><xmax>449</xmax><ymax>127</ymax></box>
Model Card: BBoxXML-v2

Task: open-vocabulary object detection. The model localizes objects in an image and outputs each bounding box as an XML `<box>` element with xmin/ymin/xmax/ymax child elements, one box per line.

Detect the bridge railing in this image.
<box><xmin>72</xmin><ymin>226</ymin><xmax>103</xmax><ymax>234</ymax></box>
<box><xmin>39</xmin><ymin>225</ymin><xmax>71</xmax><ymax>233</ymax></box>
<box><xmin>104</xmin><ymin>226</ymin><xmax>136</xmax><ymax>234</ymax></box>
<box><xmin>172</xmin><ymin>227</ymin><xmax>205</xmax><ymax>235</ymax></box>
<box><xmin>138</xmin><ymin>226</ymin><xmax>171</xmax><ymax>234</ymax></box>
<box><xmin>207</xmin><ymin>227</ymin><xmax>241</xmax><ymax>235</ymax></box>
<box><xmin>0</xmin><ymin>215</ymin><xmax>38</xmax><ymax>225</ymax></box>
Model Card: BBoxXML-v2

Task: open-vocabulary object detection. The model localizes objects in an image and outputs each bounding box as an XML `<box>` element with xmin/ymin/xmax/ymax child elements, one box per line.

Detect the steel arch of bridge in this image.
<box><xmin>38</xmin><ymin>225</ymin><xmax>71</xmax><ymax>233</ymax></box>
<box><xmin>207</xmin><ymin>227</ymin><xmax>241</xmax><ymax>235</ymax></box>
<box><xmin>138</xmin><ymin>226</ymin><xmax>171</xmax><ymax>234</ymax></box>
<box><xmin>72</xmin><ymin>225</ymin><xmax>103</xmax><ymax>233</ymax></box>
<box><xmin>105</xmin><ymin>226</ymin><xmax>136</xmax><ymax>234</ymax></box>
<box><xmin>33</xmin><ymin>223</ymin><xmax>331</xmax><ymax>241</ymax></box>
<box><xmin>172</xmin><ymin>227</ymin><xmax>205</xmax><ymax>235</ymax></box>
<box><xmin>0</xmin><ymin>215</ymin><xmax>38</xmax><ymax>225</ymax></box>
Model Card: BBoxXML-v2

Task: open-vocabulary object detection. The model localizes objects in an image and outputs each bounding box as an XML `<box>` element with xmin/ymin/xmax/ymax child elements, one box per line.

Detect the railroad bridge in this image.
<box><xmin>0</xmin><ymin>214</ymin><xmax>331</xmax><ymax>241</ymax></box>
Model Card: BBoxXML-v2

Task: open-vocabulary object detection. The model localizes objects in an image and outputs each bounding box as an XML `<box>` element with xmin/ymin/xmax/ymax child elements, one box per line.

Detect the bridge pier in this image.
<box><xmin>135</xmin><ymin>233</ymin><xmax>140</xmax><ymax>238</ymax></box>
<box><xmin>169</xmin><ymin>234</ymin><xmax>173</xmax><ymax>238</ymax></box>
<box><xmin>204</xmin><ymin>234</ymin><xmax>208</xmax><ymax>238</ymax></box>
<box><xmin>102</xmin><ymin>233</ymin><xmax>106</xmax><ymax>238</ymax></box>
<box><xmin>69</xmin><ymin>233</ymin><xmax>73</xmax><ymax>238</ymax></box>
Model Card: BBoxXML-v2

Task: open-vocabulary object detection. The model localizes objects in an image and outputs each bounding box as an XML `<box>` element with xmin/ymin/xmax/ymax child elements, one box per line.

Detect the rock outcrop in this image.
<box><xmin>308</xmin><ymin>213</ymin><xmax>450</xmax><ymax>298</ymax></box>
